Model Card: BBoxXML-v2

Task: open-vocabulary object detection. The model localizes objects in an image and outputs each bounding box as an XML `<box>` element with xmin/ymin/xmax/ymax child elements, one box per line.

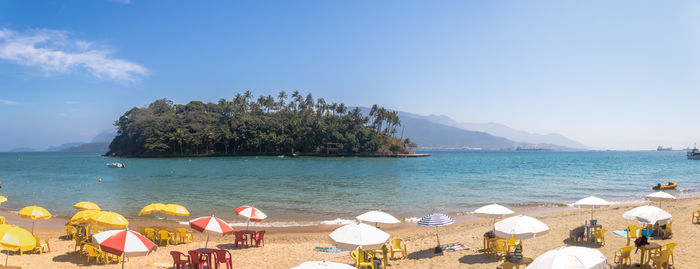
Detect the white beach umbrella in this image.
<box><xmin>356</xmin><ymin>211</ymin><xmax>400</xmax><ymax>227</ymax></box>
<box><xmin>292</xmin><ymin>261</ymin><xmax>356</xmax><ymax>269</ymax></box>
<box><xmin>495</xmin><ymin>215</ymin><xmax>550</xmax><ymax>240</ymax></box>
<box><xmin>329</xmin><ymin>221</ymin><xmax>389</xmax><ymax>251</ymax></box>
<box><xmin>526</xmin><ymin>246</ymin><xmax>606</xmax><ymax>269</ymax></box>
<box><xmin>474</xmin><ymin>204</ymin><xmax>515</xmax><ymax>232</ymax></box>
<box><xmin>622</xmin><ymin>205</ymin><xmax>672</xmax><ymax>225</ymax></box>
<box><xmin>645</xmin><ymin>191</ymin><xmax>676</xmax><ymax>208</ymax></box>
<box><xmin>573</xmin><ymin>196</ymin><xmax>612</xmax><ymax>220</ymax></box>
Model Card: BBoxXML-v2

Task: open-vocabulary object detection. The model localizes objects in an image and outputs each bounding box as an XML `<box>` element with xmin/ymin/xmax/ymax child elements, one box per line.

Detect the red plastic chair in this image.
<box><xmin>234</xmin><ymin>231</ymin><xmax>248</xmax><ymax>248</ymax></box>
<box><xmin>214</xmin><ymin>249</ymin><xmax>233</xmax><ymax>269</ymax></box>
<box><xmin>253</xmin><ymin>230</ymin><xmax>266</xmax><ymax>247</ymax></box>
<box><xmin>170</xmin><ymin>251</ymin><xmax>190</xmax><ymax>269</ymax></box>
<box><xmin>188</xmin><ymin>250</ymin><xmax>210</xmax><ymax>269</ymax></box>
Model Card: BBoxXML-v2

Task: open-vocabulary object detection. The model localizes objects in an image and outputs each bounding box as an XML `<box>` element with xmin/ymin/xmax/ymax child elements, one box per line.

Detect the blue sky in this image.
<box><xmin>1</xmin><ymin>0</ymin><xmax>699</xmax><ymax>151</ymax></box>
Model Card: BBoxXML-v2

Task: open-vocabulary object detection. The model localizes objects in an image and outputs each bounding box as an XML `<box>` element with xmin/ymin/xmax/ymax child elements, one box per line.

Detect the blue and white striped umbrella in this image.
<box><xmin>417</xmin><ymin>213</ymin><xmax>454</xmax><ymax>227</ymax></box>
<box><xmin>417</xmin><ymin>213</ymin><xmax>454</xmax><ymax>253</ymax></box>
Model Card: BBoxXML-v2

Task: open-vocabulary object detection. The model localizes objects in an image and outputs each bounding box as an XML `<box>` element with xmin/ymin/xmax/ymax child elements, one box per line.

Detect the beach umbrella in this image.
<box><xmin>189</xmin><ymin>216</ymin><xmax>233</xmax><ymax>248</ymax></box>
<box><xmin>92</xmin><ymin>229</ymin><xmax>156</xmax><ymax>269</ymax></box>
<box><xmin>417</xmin><ymin>213</ymin><xmax>454</xmax><ymax>253</ymax></box>
<box><xmin>474</xmin><ymin>204</ymin><xmax>515</xmax><ymax>233</ymax></box>
<box><xmin>622</xmin><ymin>205</ymin><xmax>672</xmax><ymax>225</ymax></box>
<box><xmin>645</xmin><ymin>191</ymin><xmax>676</xmax><ymax>208</ymax></box>
<box><xmin>356</xmin><ymin>211</ymin><xmax>401</xmax><ymax>227</ymax></box>
<box><xmin>138</xmin><ymin>203</ymin><xmax>166</xmax><ymax>216</ymax></box>
<box><xmin>495</xmin><ymin>215</ymin><xmax>550</xmax><ymax>240</ymax></box>
<box><xmin>329</xmin><ymin>221</ymin><xmax>390</xmax><ymax>251</ymax></box>
<box><xmin>292</xmin><ymin>261</ymin><xmax>356</xmax><ymax>269</ymax></box>
<box><xmin>70</xmin><ymin>210</ymin><xmax>101</xmax><ymax>225</ymax></box>
<box><xmin>526</xmin><ymin>246</ymin><xmax>606</xmax><ymax>269</ymax></box>
<box><xmin>73</xmin><ymin>201</ymin><xmax>100</xmax><ymax>211</ymax></box>
<box><xmin>0</xmin><ymin>196</ymin><xmax>7</xmax><ymax>205</ymax></box>
<box><xmin>573</xmin><ymin>196</ymin><xmax>612</xmax><ymax>220</ymax></box>
<box><xmin>90</xmin><ymin>211</ymin><xmax>129</xmax><ymax>228</ymax></box>
<box><xmin>0</xmin><ymin>225</ymin><xmax>36</xmax><ymax>266</ymax></box>
<box><xmin>162</xmin><ymin>204</ymin><xmax>190</xmax><ymax>216</ymax></box>
<box><xmin>235</xmin><ymin>206</ymin><xmax>267</xmax><ymax>230</ymax></box>
<box><xmin>17</xmin><ymin>205</ymin><xmax>52</xmax><ymax>234</ymax></box>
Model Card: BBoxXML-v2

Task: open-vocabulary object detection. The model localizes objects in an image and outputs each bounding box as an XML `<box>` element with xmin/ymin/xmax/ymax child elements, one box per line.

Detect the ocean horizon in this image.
<box><xmin>0</xmin><ymin>150</ymin><xmax>697</xmax><ymax>226</ymax></box>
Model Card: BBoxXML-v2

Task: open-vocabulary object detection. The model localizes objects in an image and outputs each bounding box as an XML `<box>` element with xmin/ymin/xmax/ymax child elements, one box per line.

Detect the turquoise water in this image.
<box><xmin>0</xmin><ymin>151</ymin><xmax>698</xmax><ymax>224</ymax></box>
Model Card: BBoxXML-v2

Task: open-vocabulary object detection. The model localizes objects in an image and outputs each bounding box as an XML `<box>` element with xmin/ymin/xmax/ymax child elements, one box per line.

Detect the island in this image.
<box><xmin>106</xmin><ymin>91</ymin><xmax>426</xmax><ymax>157</ymax></box>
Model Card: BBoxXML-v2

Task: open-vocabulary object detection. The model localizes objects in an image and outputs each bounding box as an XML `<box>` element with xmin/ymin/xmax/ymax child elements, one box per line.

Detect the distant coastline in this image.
<box><xmin>104</xmin><ymin>151</ymin><xmax>430</xmax><ymax>158</ymax></box>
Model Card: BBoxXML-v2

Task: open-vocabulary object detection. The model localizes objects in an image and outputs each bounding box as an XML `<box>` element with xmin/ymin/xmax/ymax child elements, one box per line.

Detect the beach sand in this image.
<box><xmin>2</xmin><ymin>197</ymin><xmax>698</xmax><ymax>268</ymax></box>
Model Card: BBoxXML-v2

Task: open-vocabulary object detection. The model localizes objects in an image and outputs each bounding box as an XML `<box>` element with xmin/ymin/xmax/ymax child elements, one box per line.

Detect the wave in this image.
<box><xmin>319</xmin><ymin>218</ymin><xmax>354</xmax><ymax>225</ymax></box>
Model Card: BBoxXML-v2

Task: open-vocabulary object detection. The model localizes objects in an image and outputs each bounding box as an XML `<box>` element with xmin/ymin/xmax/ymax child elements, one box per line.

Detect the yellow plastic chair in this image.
<box><xmin>490</xmin><ymin>239</ymin><xmax>507</xmax><ymax>258</ymax></box>
<box><xmin>144</xmin><ymin>228</ymin><xmax>157</xmax><ymax>242</ymax></box>
<box><xmin>33</xmin><ymin>237</ymin><xmax>50</xmax><ymax>254</ymax></box>
<box><xmin>507</xmin><ymin>235</ymin><xmax>521</xmax><ymax>253</ymax></box>
<box><xmin>157</xmin><ymin>230</ymin><xmax>174</xmax><ymax>247</ymax></box>
<box><xmin>84</xmin><ymin>245</ymin><xmax>102</xmax><ymax>264</ymax></box>
<box><xmin>74</xmin><ymin>236</ymin><xmax>86</xmax><ymax>253</ymax></box>
<box><xmin>65</xmin><ymin>225</ymin><xmax>75</xmax><ymax>240</ymax></box>
<box><xmin>176</xmin><ymin>228</ymin><xmax>193</xmax><ymax>244</ymax></box>
<box><xmin>693</xmin><ymin>210</ymin><xmax>700</xmax><ymax>224</ymax></box>
<box><xmin>351</xmin><ymin>250</ymin><xmax>374</xmax><ymax>269</ymax></box>
<box><xmin>593</xmin><ymin>229</ymin><xmax>606</xmax><ymax>246</ymax></box>
<box><xmin>626</xmin><ymin>225</ymin><xmax>639</xmax><ymax>245</ymax></box>
<box><xmin>388</xmin><ymin>238</ymin><xmax>407</xmax><ymax>259</ymax></box>
<box><xmin>655</xmin><ymin>242</ymin><xmax>677</xmax><ymax>266</ymax></box>
<box><xmin>659</xmin><ymin>221</ymin><xmax>672</xmax><ymax>239</ymax></box>
<box><xmin>614</xmin><ymin>246</ymin><xmax>634</xmax><ymax>266</ymax></box>
<box><xmin>0</xmin><ymin>216</ymin><xmax>6</xmax><ymax>224</ymax></box>
<box><xmin>650</xmin><ymin>249</ymin><xmax>671</xmax><ymax>269</ymax></box>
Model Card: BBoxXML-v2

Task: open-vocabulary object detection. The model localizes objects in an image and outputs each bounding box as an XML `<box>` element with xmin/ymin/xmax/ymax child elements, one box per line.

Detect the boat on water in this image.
<box><xmin>657</xmin><ymin>146</ymin><xmax>672</xmax><ymax>151</ymax></box>
<box><xmin>687</xmin><ymin>146</ymin><xmax>700</xmax><ymax>160</ymax></box>
<box><xmin>106</xmin><ymin>163</ymin><xmax>125</xmax><ymax>168</ymax></box>
<box><xmin>652</xmin><ymin>182</ymin><xmax>678</xmax><ymax>190</ymax></box>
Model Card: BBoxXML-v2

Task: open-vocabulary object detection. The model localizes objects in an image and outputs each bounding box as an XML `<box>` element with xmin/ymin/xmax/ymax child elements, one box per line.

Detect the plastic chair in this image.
<box><xmin>176</xmin><ymin>228</ymin><xmax>193</xmax><ymax>244</ymax></box>
<box><xmin>351</xmin><ymin>250</ymin><xmax>374</xmax><ymax>269</ymax></box>
<box><xmin>74</xmin><ymin>236</ymin><xmax>86</xmax><ymax>253</ymax></box>
<box><xmin>693</xmin><ymin>210</ymin><xmax>700</xmax><ymax>224</ymax></box>
<box><xmin>650</xmin><ymin>249</ymin><xmax>671</xmax><ymax>269</ymax></box>
<box><xmin>614</xmin><ymin>246</ymin><xmax>635</xmax><ymax>266</ymax></box>
<box><xmin>659</xmin><ymin>221</ymin><xmax>673</xmax><ymax>239</ymax></box>
<box><xmin>507</xmin><ymin>235</ymin><xmax>521</xmax><ymax>253</ymax></box>
<box><xmin>657</xmin><ymin>242</ymin><xmax>677</xmax><ymax>265</ymax></box>
<box><xmin>157</xmin><ymin>230</ymin><xmax>175</xmax><ymax>246</ymax></box>
<box><xmin>0</xmin><ymin>216</ymin><xmax>6</xmax><ymax>224</ymax></box>
<box><xmin>214</xmin><ymin>249</ymin><xmax>233</xmax><ymax>269</ymax></box>
<box><xmin>253</xmin><ymin>230</ymin><xmax>266</xmax><ymax>247</ymax></box>
<box><xmin>626</xmin><ymin>225</ymin><xmax>640</xmax><ymax>245</ymax></box>
<box><xmin>388</xmin><ymin>238</ymin><xmax>407</xmax><ymax>259</ymax></box>
<box><xmin>33</xmin><ymin>237</ymin><xmax>50</xmax><ymax>254</ymax></box>
<box><xmin>144</xmin><ymin>228</ymin><xmax>157</xmax><ymax>242</ymax></box>
<box><xmin>233</xmin><ymin>231</ymin><xmax>248</xmax><ymax>248</ymax></box>
<box><xmin>169</xmin><ymin>251</ymin><xmax>190</xmax><ymax>269</ymax></box>
<box><xmin>188</xmin><ymin>250</ymin><xmax>210</xmax><ymax>269</ymax></box>
<box><xmin>489</xmin><ymin>239</ymin><xmax>507</xmax><ymax>258</ymax></box>
<box><xmin>64</xmin><ymin>225</ymin><xmax>75</xmax><ymax>240</ymax></box>
<box><xmin>84</xmin><ymin>245</ymin><xmax>102</xmax><ymax>264</ymax></box>
<box><xmin>594</xmin><ymin>229</ymin><xmax>606</xmax><ymax>246</ymax></box>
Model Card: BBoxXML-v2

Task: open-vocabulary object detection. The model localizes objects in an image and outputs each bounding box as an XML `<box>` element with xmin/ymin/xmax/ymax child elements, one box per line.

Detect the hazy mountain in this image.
<box><xmin>91</xmin><ymin>130</ymin><xmax>117</xmax><ymax>143</ymax></box>
<box><xmin>61</xmin><ymin>142</ymin><xmax>110</xmax><ymax>152</ymax></box>
<box><xmin>44</xmin><ymin>142</ymin><xmax>85</xmax><ymax>152</ymax></box>
<box><xmin>397</xmin><ymin>112</ymin><xmax>588</xmax><ymax>149</ymax></box>
<box><xmin>8</xmin><ymin>147</ymin><xmax>36</xmax><ymax>152</ymax></box>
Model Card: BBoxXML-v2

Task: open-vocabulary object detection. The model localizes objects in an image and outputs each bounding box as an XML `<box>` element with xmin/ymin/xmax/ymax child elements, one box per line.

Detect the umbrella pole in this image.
<box><xmin>31</xmin><ymin>220</ymin><xmax>35</xmax><ymax>234</ymax></box>
<box><xmin>5</xmin><ymin>250</ymin><xmax>8</xmax><ymax>267</ymax></box>
<box><xmin>205</xmin><ymin>233</ymin><xmax>210</xmax><ymax>249</ymax></box>
<box><xmin>434</xmin><ymin>226</ymin><xmax>442</xmax><ymax>253</ymax></box>
<box><xmin>246</xmin><ymin>220</ymin><xmax>250</xmax><ymax>231</ymax></box>
<box><xmin>121</xmin><ymin>253</ymin><xmax>125</xmax><ymax>269</ymax></box>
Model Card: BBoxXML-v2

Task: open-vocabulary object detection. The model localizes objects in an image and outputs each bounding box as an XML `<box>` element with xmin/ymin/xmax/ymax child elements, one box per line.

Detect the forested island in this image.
<box><xmin>107</xmin><ymin>91</ymin><xmax>422</xmax><ymax>157</ymax></box>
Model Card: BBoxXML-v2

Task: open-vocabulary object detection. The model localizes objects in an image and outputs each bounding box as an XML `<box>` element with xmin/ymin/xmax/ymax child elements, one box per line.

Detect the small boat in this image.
<box><xmin>652</xmin><ymin>182</ymin><xmax>677</xmax><ymax>190</ymax></box>
<box><xmin>687</xmin><ymin>146</ymin><xmax>700</xmax><ymax>160</ymax></box>
<box><xmin>106</xmin><ymin>163</ymin><xmax>125</xmax><ymax>168</ymax></box>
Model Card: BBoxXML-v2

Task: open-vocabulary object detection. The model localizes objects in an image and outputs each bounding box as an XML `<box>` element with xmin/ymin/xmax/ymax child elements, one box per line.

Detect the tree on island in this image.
<box><xmin>107</xmin><ymin>91</ymin><xmax>416</xmax><ymax>157</ymax></box>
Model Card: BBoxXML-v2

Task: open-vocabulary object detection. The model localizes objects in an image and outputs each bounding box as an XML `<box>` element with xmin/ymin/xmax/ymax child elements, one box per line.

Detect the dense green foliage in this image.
<box><xmin>107</xmin><ymin>91</ymin><xmax>417</xmax><ymax>157</ymax></box>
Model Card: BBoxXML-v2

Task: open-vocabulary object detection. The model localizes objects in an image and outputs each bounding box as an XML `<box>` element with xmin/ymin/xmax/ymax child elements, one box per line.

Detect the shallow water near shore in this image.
<box><xmin>0</xmin><ymin>150</ymin><xmax>698</xmax><ymax>225</ymax></box>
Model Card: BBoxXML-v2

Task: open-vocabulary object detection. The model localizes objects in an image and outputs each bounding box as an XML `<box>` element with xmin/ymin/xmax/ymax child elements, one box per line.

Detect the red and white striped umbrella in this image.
<box><xmin>92</xmin><ymin>229</ymin><xmax>156</xmax><ymax>269</ymax></box>
<box><xmin>235</xmin><ymin>206</ymin><xmax>267</xmax><ymax>221</ymax></box>
<box><xmin>189</xmin><ymin>216</ymin><xmax>233</xmax><ymax>248</ymax></box>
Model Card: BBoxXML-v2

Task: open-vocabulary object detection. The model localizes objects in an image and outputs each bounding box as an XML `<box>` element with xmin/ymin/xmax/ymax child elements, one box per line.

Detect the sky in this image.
<box><xmin>1</xmin><ymin>0</ymin><xmax>699</xmax><ymax>151</ymax></box>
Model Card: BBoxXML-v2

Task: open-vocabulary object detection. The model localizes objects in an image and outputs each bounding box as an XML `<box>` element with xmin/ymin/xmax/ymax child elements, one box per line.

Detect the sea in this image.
<box><xmin>0</xmin><ymin>150</ymin><xmax>697</xmax><ymax>226</ymax></box>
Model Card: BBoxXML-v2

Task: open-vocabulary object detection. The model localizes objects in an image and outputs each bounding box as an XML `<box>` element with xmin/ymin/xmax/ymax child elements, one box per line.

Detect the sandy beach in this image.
<box><xmin>0</xmin><ymin>197</ymin><xmax>695</xmax><ymax>268</ymax></box>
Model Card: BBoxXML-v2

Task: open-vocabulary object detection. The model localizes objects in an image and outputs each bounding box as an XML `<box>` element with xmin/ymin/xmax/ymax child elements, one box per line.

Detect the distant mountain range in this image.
<box><xmin>7</xmin><ymin>130</ymin><xmax>115</xmax><ymax>153</ymax></box>
<box><xmin>358</xmin><ymin>107</ymin><xmax>587</xmax><ymax>150</ymax></box>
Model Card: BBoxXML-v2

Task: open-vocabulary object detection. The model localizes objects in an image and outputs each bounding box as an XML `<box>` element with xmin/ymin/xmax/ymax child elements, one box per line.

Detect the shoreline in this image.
<box><xmin>103</xmin><ymin>152</ymin><xmax>431</xmax><ymax>158</ymax></box>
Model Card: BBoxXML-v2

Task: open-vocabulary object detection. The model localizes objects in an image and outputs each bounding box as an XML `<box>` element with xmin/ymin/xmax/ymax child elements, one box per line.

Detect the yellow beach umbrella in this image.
<box><xmin>73</xmin><ymin>201</ymin><xmax>100</xmax><ymax>211</ymax></box>
<box><xmin>70</xmin><ymin>210</ymin><xmax>101</xmax><ymax>225</ymax></box>
<box><xmin>18</xmin><ymin>206</ymin><xmax>51</xmax><ymax>234</ymax></box>
<box><xmin>0</xmin><ymin>196</ymin><xmax>7</xmax><ymax>205</ymax></box>
<box><xmin>90</xmin><ymin>211</ymin><xmax>129</xmax><ymax>228</ymax></box>
<box><xmin>0</xmin><ymin>224</ymin><xmax>36</xmax><ymax>266</ymax></box>
<box><xmin>139</xmin><ymin>203</ymin><xmax>166</xmax><ymax>216</ymax></box>
<box><xmin>162</xmin><ymin>204</ymin><xmax>190</xmax><ymax>216</ymax></box>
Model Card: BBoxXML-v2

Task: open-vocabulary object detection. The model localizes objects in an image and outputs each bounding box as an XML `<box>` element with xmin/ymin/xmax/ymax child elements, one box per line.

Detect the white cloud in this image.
<box><xmin>0</xmin><ymin>28</ymin><xmax>147</xmax><ymax>82</ymax></box>
<box><xmin>0</xmin><ymin>99</ymin><xmax>18</xmax><ymax>105</ymax></box>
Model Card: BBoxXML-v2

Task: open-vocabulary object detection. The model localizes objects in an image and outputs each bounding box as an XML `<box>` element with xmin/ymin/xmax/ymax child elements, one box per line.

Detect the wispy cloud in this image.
<box><xmin>0</xmin><ymin>28</ymin><xmax>147</xmax><ymax>82</ymax></box>
<box><xmin>110</xmin><ymin>0</ymin><xmax>131</xmax><ymax>4</ymax></box>
<box><xmin>0</xmin><ymin>99</ymin><xmax>18</xmax><ymax>105</ymax></box>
